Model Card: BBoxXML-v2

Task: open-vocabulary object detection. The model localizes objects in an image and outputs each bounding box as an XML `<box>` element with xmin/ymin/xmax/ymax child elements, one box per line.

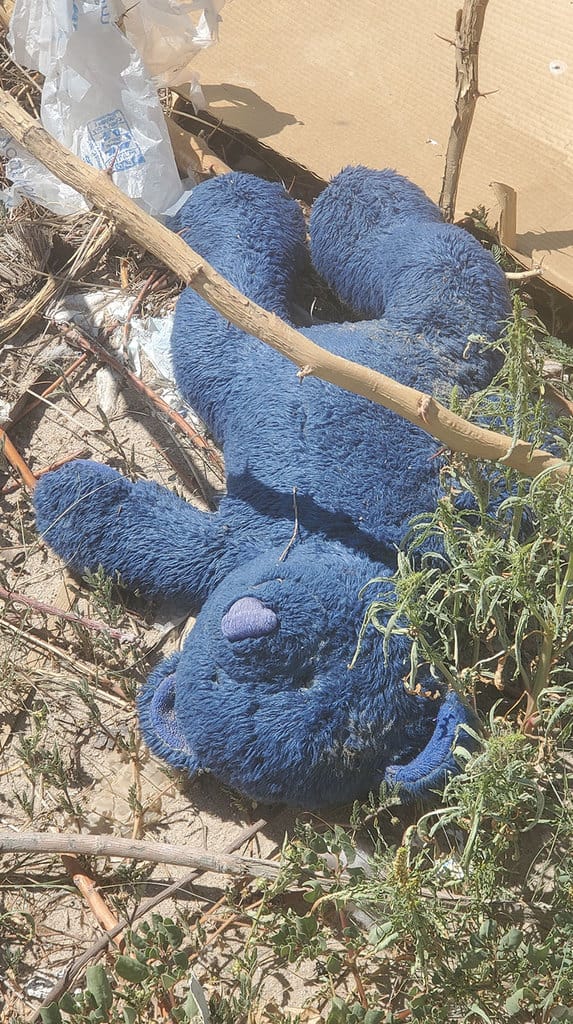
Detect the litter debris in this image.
<box><xmin>4</xmin><ymin>0</ymin><xmax>225</xmax><ymax>215</ymax></box>
<box><xmin>49</xmin><ymin>288</ymin><xmax>205</xmax><ymax>429</ymax></box>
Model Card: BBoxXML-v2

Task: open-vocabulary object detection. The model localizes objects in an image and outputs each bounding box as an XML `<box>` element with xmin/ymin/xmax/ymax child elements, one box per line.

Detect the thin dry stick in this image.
<box><xmin>33</xmin><ymin>818</ymin><xmax>269</xmax><ymax>1019</ymax></box>
<box><xmin>147</xmin><ymin>434</ymin><xmax>207</xmax><ymax>500</ymax></box>
<box><xmin>121</xmin><ymin>270</ymin><xmax>161</xmax><ymax>354</ymax></box>
<box><xmin>505</xmin><ymin>268</ymin><xmax>542</xmax><ymax>281</ymax></box>
<box><xmin>438</xmin><ymin>0</ymin><xmax>490</xmax><ymax>222</ymax></box>
<box><xmin>0</xmin><ymin>425</ymin><xmax>37</xmax><ymax>489</ymax></box>
<box><xmin>339</xmin><ymin>907</ymin><xmax>368</xmax><ymax>1008</ymax></box>
<box><xmin>2</xmin><ymin>448</ymin><xmax>92</xmax><ymax>494</ymax></box>
<box><xmin>188</xmin><ymin>897</ymin><xmax>265</xmax><ymax>966</ymax></box>
<box><xmin>61</xmin><ymin>324</ymin><xmax>225</xmax><ymax>482</ymax></box>
<box><xmin>0</xmin><ymin>829</ymin><xmax>280</xmax><ymax>880</ymax></box>
<box><xmin>9</xmin><ymin>353</ymin><xmax>90</xmax><ymax>426</ymax></box>
<box><xmin>0</xmin><ymin>86</ymin><xmax>567</xmax><ymax>483</ymax></box>
<box><xmin>61</xmin><ymin>854</ymin><xmax>124</xmax><ymax>950</ymax></box>
<box><xmin>0</xmin><ymin>585</ymin><xmax>140</xmax><ymax>644</ymax></box>
<box><xmin>129</xmin><ymin>735</ymin><xmax>144</xmax><ymax>841</ymax></box>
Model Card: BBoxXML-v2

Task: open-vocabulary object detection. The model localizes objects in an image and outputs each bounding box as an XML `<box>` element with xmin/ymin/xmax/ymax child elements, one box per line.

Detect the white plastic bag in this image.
<box><xmin>6</xmin><ymin>0</ymin><xmax>222</xmax><ymax>216</ymax></box>
<box><xmin>118</xmin><ymin>0</ymin><xmax>226</xmax><ymax>93</ymax></box>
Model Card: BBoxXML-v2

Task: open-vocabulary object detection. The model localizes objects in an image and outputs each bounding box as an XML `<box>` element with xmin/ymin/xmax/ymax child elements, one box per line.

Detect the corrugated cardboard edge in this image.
<box><xmin>194</xmin><ymin>0</ymin><xmax>573</xmax><ymax>298</ymax></box>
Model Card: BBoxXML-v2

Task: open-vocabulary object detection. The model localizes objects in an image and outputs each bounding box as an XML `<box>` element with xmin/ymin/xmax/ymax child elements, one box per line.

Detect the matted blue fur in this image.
<box><xmin>34</xmin><ymin>167</ymin><xmax>510</xmax><ymax>807</ymax></box>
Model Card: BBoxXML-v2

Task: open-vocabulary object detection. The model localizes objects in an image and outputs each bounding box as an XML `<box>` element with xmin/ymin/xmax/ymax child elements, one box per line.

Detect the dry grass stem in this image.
<box><xmin>0</xmin><ymin>584</ymin><xmax>141</xmax><ymax>644</ymax></box>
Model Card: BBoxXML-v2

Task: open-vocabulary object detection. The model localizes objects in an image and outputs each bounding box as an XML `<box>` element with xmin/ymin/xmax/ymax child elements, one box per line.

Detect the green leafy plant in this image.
<box><xmin>39</xmin><ymin>915</ymin><xmax>208</xmax><ymax>1024</ymax></box>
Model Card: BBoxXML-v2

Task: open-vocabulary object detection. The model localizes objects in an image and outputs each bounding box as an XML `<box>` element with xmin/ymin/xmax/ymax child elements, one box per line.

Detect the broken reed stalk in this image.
<box><xmin>439</xmin><ymin>0</ymin><xmax>490</xmax><ymax>222</ymax></box>
<box><xmin>0</xmin><ymin>585</ymin><xmax>140</xmax><ymax>644</ymax></box>
<box><xmin>33</xmin><ymin>817</ymin><xmax>270</xmax><ymax>1018</ymax></box>
<box><xmin>0</xmin><ymin>829</ymin><xmax>280</xmax><ymax>880</ymax></box>
<box><xmin>0</xmin><ymin>86</ymin><xmax>568</xmax><ymax>484</ymax></box>
<box><xmin>0</xmin><ymin>215</ymin><xmax>115</xmax><ymax>339</ymax></box>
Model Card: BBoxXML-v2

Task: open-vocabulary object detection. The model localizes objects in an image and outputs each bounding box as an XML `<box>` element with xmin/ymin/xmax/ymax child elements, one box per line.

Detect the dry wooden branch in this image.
<box><xmin>0</xmin><ymin>86</ymin><xmax>568</xmax><ymax>483</ymax></box>
<box><xmin>0</xmin><ymin>424</ymin><xmax>36</xmax><ymax>488</ymax></box>
<box><xmin>439</xmin><ymin>0</ymin><xmax>490</xmax><ymax>222</ymax></box>
<box><xmin>61</xmin><ymin>854</ymin><xmax>124</xmax><ymax>949</ymax></box>
<box><xmin>33</xmin><ymin>817</ymin><xmax>270</xmax><ymax>1019</ymax></box>
<box><xmin>0</xmin><ymin>585</ymin><xmax>140</xmax><ymax>644</ymax></box>
<box><xmin>0</xmin><ymin>828</ymin><xmax>280</xmax><ymax>880</ymax></box>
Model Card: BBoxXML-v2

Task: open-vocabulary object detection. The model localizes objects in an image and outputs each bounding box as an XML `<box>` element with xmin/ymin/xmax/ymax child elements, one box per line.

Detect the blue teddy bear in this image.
<box><xmin>33</xmin><ymin>167</ymin><xmax>510</xmax><ymax>808</ymax></box>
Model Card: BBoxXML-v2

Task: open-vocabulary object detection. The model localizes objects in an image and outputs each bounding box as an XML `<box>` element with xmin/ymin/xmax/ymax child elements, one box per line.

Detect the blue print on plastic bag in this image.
<box><xmin>86</xmin><ymin>110</ymin><xmax>145</xmax><ymax>172</ymax></box>
<box><xmin>100</xmin><ymin>1</ymin><xmax>111</xmax><ymax>24</ymax></box>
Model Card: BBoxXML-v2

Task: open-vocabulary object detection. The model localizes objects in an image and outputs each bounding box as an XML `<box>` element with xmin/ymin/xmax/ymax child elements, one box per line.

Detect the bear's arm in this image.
<box><xmin>34</xmin><ymin>460</ymin><xmax>235</xmax><ymax>603</ymax></box>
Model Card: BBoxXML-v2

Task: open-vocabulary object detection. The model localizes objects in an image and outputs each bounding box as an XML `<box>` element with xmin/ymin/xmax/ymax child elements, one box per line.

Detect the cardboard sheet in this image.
<box><xmin>194</xmin><ymin>0</ymin><xmax>573</xmax><ymax>297</ymax></box>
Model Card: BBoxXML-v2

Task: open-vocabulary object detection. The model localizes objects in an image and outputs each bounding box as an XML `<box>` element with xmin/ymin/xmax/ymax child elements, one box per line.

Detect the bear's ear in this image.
<box><xmin>384</xmin><ymin>691</ymin><xmax>479</xmax><ymax>795</ymax></box>
<box><xmin>137</xmin><ymin>655</ymin><xmax>197</xmax><ymax>773</ymax></box>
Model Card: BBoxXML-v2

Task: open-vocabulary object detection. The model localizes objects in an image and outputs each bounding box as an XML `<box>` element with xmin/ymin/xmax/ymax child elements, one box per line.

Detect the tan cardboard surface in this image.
<box><xmin>195</xmin><ymin>0</ymin><xmax>573</xmax><ymax>296</ymax></box>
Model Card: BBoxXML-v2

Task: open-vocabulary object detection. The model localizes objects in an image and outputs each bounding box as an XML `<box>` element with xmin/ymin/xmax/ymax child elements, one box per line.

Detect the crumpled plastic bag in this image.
<box><xmin>5</xmin><ymin>0</ymin><xmax>224</xmax><ymax>216</ymax></box>
<box><xmin>118</xmin><ymin>0</ymin><xmax>226</xmax><ymax>93</ymax></box>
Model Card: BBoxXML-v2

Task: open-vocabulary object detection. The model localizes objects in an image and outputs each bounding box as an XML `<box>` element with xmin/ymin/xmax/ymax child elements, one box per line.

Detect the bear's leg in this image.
<box><xmin>384</xmin><ymin>691</ymin><xmax>478</xmax><ymax>795</ymax></box>
<box><xmin>170</xmin><ymin>174</ymin><xmax>307</xmax><ymax>439</ymax></box>
<box><xmin>309</xmin><ymin>166</ymin><xmax>442</xmax><ymax>317</ymax></box>
<box><xmin>309</xmin><ymin>166</ymin><xmax>509</xmax><ymax>343</ymax></box>
<box><xmin>34</xmin><ymin>460</ymin><xmax>237</xmax><ymax>602</ymax></box>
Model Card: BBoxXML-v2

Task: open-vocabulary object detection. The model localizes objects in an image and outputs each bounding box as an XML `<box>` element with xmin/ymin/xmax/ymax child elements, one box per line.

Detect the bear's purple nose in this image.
<box><xmin>221</xmin><ymin>596</ymin><xmax>279</xmax><ymax>641</ymax></box>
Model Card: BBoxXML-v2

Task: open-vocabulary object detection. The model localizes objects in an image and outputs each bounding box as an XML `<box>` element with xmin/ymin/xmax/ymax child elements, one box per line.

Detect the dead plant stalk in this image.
<box><xmin>0</xmin><ymin>829</ymin><xmax>280</xmax><ymax>879</ymax></box>
<box><xmin>439</xmin><ymin>0</ymin><xmax>490</xmax><ymax>222</ymax></box>
<box><xmin>0</xmin><ymin>585</ymin><xmax>140</xmax><ymax>644</ymax></box>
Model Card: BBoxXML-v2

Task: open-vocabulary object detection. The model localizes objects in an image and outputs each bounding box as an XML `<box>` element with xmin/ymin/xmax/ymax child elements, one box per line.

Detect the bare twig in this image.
<box><xmin>0</xmin><ymin>585</ymin><xmax>140</xmax><ymax>644</ymax></box>
<box><xmin>0</xmin><ymin>829</ymin><xmax>280</xmax><ymax>880</ymax></box>
<box><xmin>32</xmin><ymin>818</ymin><xmax>269</xmax><ymax>1019</ymax></box>
<box><xmin>0</xmin><ymin>425</ymin><xmax>37</xmax><ymax>489</ymax></box>
<box><xmin>121</xmin><ymin>270</ymin><xmax>162</xmax><ymax>355</ymax></box>
<box><xmin>0</xmin><ymin>86</ymin><xmax>568</xmax><ymax>483</ymax></box>
<box><xmin>9</xmin><ymin>354</ymin><xmax>90</xmax><ymax>426</ymax></box>
<box><xmin>2</xmin><ymin>448</ymin><xmax>92</xmax><ymax>494</ymax></box>
<box><xmin>505</xmin><ymin>268</ymin><xmax>542</xmax><ymax>281</ymax></box>
<box><xmin>61</xmin><ymin>855</ymin><xmax>124</xmax><ymax>949</ymax></box>
<box><xmin>339</xmin><ymin>907</ymin><xmax>368</xmax><ymax>1008</ymax></box>
<box><xmin>439</xmin><ymin>0</ymin><xmax>490</xmax><ymax>222</ymax></box>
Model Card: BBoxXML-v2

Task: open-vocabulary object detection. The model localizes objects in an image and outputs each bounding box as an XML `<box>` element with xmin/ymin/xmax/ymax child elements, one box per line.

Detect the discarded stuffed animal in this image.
<box><xmin>34</xmin><ymin>167</ymin><xmax>510</xmax><ymax>807</ymax></box>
